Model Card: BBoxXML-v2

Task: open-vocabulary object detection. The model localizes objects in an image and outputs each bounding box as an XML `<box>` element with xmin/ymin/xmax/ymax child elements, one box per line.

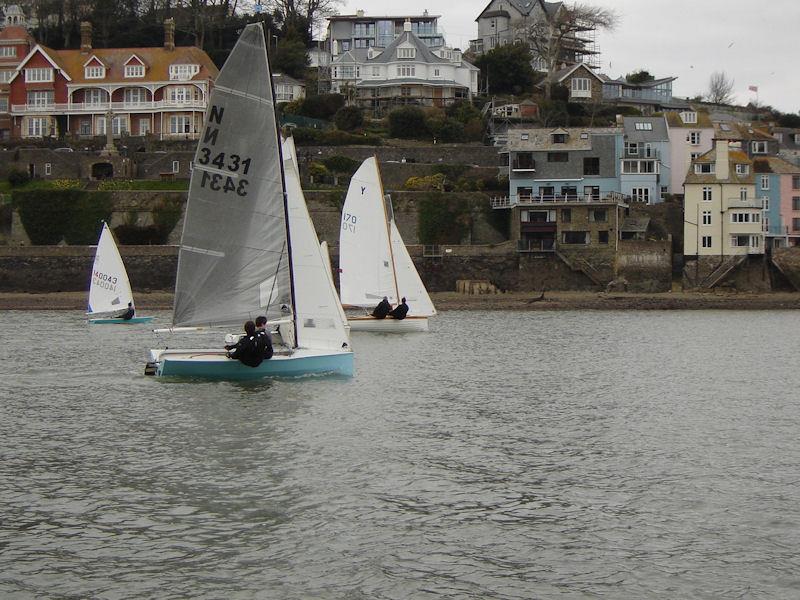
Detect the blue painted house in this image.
<box><xmin>620</xmin><ymin>116</ymin><xmax>671</xmax><ymax>203</ymax></box>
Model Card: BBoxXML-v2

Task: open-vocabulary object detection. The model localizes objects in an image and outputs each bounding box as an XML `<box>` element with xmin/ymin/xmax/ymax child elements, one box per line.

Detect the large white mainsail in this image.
<box><xmin>282</xmin><ymin>137</ymin><xmax>350</xmax><ymax>351</ymax></box>
<box><xmin>389</xmin><ymin>220</ymin><xmax>437</xmax><ymax>317</ymax></box>
<box><xmin>171</xmin><ymin>23</ymin><xmax>291</xmax><ymax>329</ymax></box>
<box><xmin>339</xmin><ymin>157</ymin><xmax>397</xmax><ymax>307</ymax></box>
<box><xmin>88</xmin><ymin>222</ymin><xmax>134</xmax><ymax>316</ymax></box>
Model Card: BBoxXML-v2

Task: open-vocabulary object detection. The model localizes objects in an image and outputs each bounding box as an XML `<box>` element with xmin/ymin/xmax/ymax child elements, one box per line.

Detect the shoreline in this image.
<box><xmin>2</xmin><ymin>290</ymin><xmax>800</xmax><ymax>311</ymax></box>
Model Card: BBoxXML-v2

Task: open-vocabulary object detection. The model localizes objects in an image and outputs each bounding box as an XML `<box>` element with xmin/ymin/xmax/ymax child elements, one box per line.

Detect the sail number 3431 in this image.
<box><xmin>197</xmin><ymin>148</ymin><xmax>251</xmax><ymax>197</ymax></box>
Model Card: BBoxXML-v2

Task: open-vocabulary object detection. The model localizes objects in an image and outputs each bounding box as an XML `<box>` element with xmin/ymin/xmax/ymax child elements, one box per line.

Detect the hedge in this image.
<box><xmin>12</xmin><ymin>189</ymin><xmax>114</xmax><ymax>245</ymax></box>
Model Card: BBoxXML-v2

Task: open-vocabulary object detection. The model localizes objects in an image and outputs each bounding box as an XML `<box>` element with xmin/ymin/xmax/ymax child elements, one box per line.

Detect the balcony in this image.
<box><xmin>517</xmin><ymin>239</ymin><xmax>555</xmax><ymax>253</ymax></box>
<box><xmin>517</xmin><ymin>194</ymin><xmax>621</xmax><ymax>204</ymax></box>
<box><xmin>11</xmin><ymin>99</ymin><xmax>207</xmax><ymax>115</ymax></box>
<box><xmin>726</xmin><ymin>198</ymin><xmax>763</xmax><ymax>209</ymax></box>
<box><xmin>623</xmin><ymin>148</ymin><xmax>660</xmax><ymax>159</ymax></box>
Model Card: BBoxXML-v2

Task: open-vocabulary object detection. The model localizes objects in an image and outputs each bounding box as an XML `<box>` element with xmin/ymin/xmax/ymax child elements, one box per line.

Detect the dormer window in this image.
<box><xmin>169</xmin><ymin>64</ymin><xmax>200</xmax><ymax>81</ymax></box>
<box><xmin>397</xmin><ymin>47</ymin><xmax>415</xmax><ymax>59</ymax></box>
<box><xmin>0</xmin><ymin>46</ymin><xmax>16</xmax><ymax>57</ymax></box>
<box><xmin>85</xmin><ymin>65</ymin><xmax>105</xmax><ymax>79</ymax></box>
<box><xmin>125</xmin><ymin>64</ymin><xmax>144</xmax><ymax>78</ymax></box>
<box><xmin>681</xmin><ymin>111</ymin><xmax>697</xmax><ymax>124</ymax></box>
<box><xmin>735</xmin><ymin>164</ymin><xmax>749</xmax><ymax>175</ymax></box>
<box><xmin>552</xmin><ymin>133</ymin><xmax>567</xmax><ymax>144</ymax></box>
<box><xmin>751</xmin><ymin>141</ymin><xmax>767</xmax><ymax>154</ymax></box>
<box><xmin>695</xmin><ymin>163</ymin><xmax>715</xmax><ymax>174</ymax></box>
<box><xmin>634</xmin><ymin>122</ymin><xmax>652</xmax><ymax>131</ymax></box>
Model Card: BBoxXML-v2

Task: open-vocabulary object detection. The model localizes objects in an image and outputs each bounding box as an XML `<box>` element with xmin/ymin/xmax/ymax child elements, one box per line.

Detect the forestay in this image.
<box><xmin>172</xmin><ymin>23</ymin><xmax>290</xmax><ymax>328</ymax></box>
<box><xmin>88</xmin><ymin>222</ymin><xmax>134</xmax><ymax>316</ymax></box>
<box><xmin>339</xmin><ymin>157</ymin><xmax>398</xmax><ymax>307</ymax></box>
<box><xmin>283</xmin><ymin>137</ymin><xmax>350</xmax><ymax>350</ymax></box>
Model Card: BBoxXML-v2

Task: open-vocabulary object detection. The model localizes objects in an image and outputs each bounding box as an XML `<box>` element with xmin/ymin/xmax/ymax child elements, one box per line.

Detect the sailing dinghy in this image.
<box><xmin>146</xmin><ymin>23</ymin><xmax>352</xmax><ymax>379</ymax></box>
<box><xmin>339</xmin><ymin>157</ymin><xmax>436</xmax><ymax>332</ymax></box>
<box><xmin>87</xmin><ymin>221</ymin><xmax>153</xmax><ymax>324</ymax></box>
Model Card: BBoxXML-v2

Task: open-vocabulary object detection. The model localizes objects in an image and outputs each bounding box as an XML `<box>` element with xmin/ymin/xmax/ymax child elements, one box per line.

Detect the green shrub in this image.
<box><xmin>63</xmin><ymin>192</ymin><xmax>114</xmax><ymax>245</ymax></box>
<box><xmin>8</xmin><ymin>169</ymin><xmax>30</xmax><ymax>187</ymax></box>
<box><xmin>12</xmin><ymin>189</ymin><xmax>113</xmax><ymax>245</ymax></box>
<box><xmin>291</xmin><ymin>127</ymin><xmax>382</xmax><ymax>146</ymax></box>
<box><xmin>113</xmin><ymin>224</ymin><xmax>168</xmax><ymax>245</ymax></box>
<box><xmin>334</xmin><ymin>105</ymin><xmax>364</xmax><ymax>131</ymax></box>
<box><xmin>417</xmin><ymin>193</ymin><xmax>472</xmax><ymax>244</ymax></box>
<box><xmin>322</xmin><ymin>155</ymin><xmax>360</xmax><ymax>174</ymax></box>
<box><xmin>404</xmin><ymin>174</ymin><xmax>446</xmax><ymax>191</ymax></box>
<box><xmin>152</xmin><ymin>197</ymin><xmax>183</xmax><ymax>236</ymax></box>
<box><xmin>388</xmin><ymin>106</ymin><xmax>428</xmax><ymax>139</ymax></box>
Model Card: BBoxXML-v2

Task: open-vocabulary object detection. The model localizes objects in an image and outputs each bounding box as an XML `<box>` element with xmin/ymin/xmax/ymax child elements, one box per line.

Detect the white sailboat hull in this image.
<box><xmin>347</xmin><ymin>315</ymin><xmax>429</xmax><ymax>332</ymax></box>
<box><xmin>147</xmin><ymin>347</ymin><xmax>353</xmax><ymax>379</ymax></box>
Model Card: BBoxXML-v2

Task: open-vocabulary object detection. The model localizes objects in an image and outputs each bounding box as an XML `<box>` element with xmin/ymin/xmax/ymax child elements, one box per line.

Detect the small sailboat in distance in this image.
<box><xmin>87</xmin><ymin>221</ymin><xmax>153</xmax><ymax>324</ymax></box>
<box><xmin>339</xmin><ymin>157</ymin><xmax>436</xmax><ymax>332</ymax></box>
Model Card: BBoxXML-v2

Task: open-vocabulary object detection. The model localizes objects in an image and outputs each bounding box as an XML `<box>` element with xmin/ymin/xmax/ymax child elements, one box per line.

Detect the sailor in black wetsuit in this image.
<box><xmin>255</xmin><ymin>315</ymin><xmax>274</xmax><ymax>360</ymax></box>
<box><xmin>224</xmin><ymin>320</ymin><xmax>264</xmax><ymax>367</ymax></box>
<box><xmin>121</xmin><ymin>302</ymin><xmax>135</xmax><ymax>320</ymax></box>
<box><xmin>371</xmin><ymin>296</ymin><xmax>392</xmax><ymax>319</ymax></box>
<box><xmin>388</xmin><ymin>297</ymin><xmax>409</xmax><ymax>320</ymax></box>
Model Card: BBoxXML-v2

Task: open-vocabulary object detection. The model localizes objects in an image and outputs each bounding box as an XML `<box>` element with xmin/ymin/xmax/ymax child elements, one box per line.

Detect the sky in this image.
<box><xmin>334</xmin><ymin>0</ymin><xmax>799</xmax><ymax>113</ymax></box>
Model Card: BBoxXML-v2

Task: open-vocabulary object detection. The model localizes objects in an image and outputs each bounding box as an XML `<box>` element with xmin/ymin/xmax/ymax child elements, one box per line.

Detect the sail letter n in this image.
<box><xmin>202</xmin><ymin>105</ymin><xmax>225</xmax><ymax>145</ymax></box>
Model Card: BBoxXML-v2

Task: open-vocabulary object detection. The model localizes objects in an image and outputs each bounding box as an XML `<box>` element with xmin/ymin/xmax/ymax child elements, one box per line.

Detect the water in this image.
<box><xmin>2</xmin><ymin>309</ymin><xmax>800</xmax><ymax>599</ymax></box>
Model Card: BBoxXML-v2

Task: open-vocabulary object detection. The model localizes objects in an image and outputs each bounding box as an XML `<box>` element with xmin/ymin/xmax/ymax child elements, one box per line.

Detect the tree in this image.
<box><xmin>520</xmin><ymin>1</ymin><xmax>618</xmax><ymax>99</ymax></box>
<box><xmin>626</xmin><ymin>69</ymin><xmax>654</xmax><ymax>84</ymax></box>
<box><xmin>388</xmin><ymin>107</ymin><xmax>427</xmax><ymax>139</ymax></box>
<box><xmin>474</xmin><ymin>43</ymin><xmax>536</xmax><ymax>95</ymax></box>
<box><xmin>250</xmin><ymin>0</ymin><xmax>343</xmax><ymax>44</ymax></box>
<box><xmin>707</xmin><ymin>71</ymin><xmax>735</xmax><ymax>105</ymax></box>
<box><xmin>272</xmin><ymin>36</ymin><xmax>309</xmax><ymax>79</ymax></box>
<box><xmin>334</xmin><ymin>106</ymin><xmax>363</xmax><ymax>131</ymax></box>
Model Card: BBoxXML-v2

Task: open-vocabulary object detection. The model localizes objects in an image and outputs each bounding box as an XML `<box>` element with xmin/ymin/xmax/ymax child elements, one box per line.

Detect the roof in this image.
<box><xmin>623</xmin><ymin>116</ymin><xmax>669</xmax><ymax>142</ymax></box>
<box><xmin>505</xmin><ymin>126</ymin><xmax>621</xmax><ymax>151</ymax></box>
<box><xmin>603</xmin><ymin>75</ymin><xmax>677</xmax><ymax>88</ymax></box>
<box><xmin>476</xmin><ymin>0</ymin><xmax>561</xmax><ymax>21</ymax></box>
<box><xmin>685</xmin><ymin>145</ymin><xmax>755</xmax><ymax>185</ymax></box>
<box><xmin>713</xmin><ymin>122</ymin><xmax>774</xmax><ymax>142</ymax></box>
<box><xmin>665</xmin><ymin>111</ymin><xmax>714</xmax><ymax>129</ymax></box>
<box><xmin>0</xmin><ymin>25</ymin><xmax>32</xmax><ymax>42</ymax></box>
<box><xmin>366</xmin><ymin>30</ymin><xmax>448</xmax><ymax>65</ymax></box>
<box><xmin>329</xmin><ymin>13</ymin><xmax>440</xmax><ymax>21</ymax></box>
<box><xmin>272</xmin><ymin>73</ymin><xmax>303</xmax><ymax>87</ymax></box>
<box><xmin>553</xmin><ymin>62</ymin><xmax>604</xmax><ymax>84</ymax></box>
<box><xmin>752</xmin><ymin>156</ymin><xmax>800</xmax><ymax>174</ymax></box>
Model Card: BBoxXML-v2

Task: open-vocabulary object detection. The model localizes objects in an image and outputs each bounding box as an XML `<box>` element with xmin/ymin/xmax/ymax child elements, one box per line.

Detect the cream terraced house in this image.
<box><xmin>684</xmin><ymin>140</ymin><xmax>762</xmax><ymax>257</ymax></box>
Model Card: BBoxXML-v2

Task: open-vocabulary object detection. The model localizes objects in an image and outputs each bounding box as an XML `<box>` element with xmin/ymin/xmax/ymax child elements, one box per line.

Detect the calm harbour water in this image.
<box><xmin>1</xmin><ymin>309</ymin><xmax>800</xmax><ymax>599</ymax></box>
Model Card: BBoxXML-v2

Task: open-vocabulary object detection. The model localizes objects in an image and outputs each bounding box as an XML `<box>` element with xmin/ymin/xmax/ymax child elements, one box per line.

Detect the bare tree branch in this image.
<box><xmin>707</xmin><ymin>71</ymin><xmax>735</xmax><ymax>105</ymax></box>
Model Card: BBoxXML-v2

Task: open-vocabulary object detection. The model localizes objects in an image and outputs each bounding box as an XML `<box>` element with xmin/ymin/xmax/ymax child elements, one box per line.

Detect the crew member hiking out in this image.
<box><xmin>371</xmin><ymin>296</ymin><xmax>392</xmax><ymax>319</ymax></box>
<box><xmin>224</xmin><ymin>320</ymin><xmax>265</xmax><ymax>367</ymax></box>
<box><xmin>388</xmin><ymin>297</ymin><xmax>409</xmax><ymax>320</ymax></box>
<box><xmin>255</xmin><ymin>315</ymin><xmax>274</xmax><ymax>360</ymax></box>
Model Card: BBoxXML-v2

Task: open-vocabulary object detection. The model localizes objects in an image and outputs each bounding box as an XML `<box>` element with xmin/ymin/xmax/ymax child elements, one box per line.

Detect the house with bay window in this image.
<box><xmin>0</xmin><ymin>25</ymin><xmax>33</xmax><ymax>140</ymax></box>
<box><xmin>7</xmin><ymin>19</ymin><xmax>217</xmax><ymax>140</ymax></box>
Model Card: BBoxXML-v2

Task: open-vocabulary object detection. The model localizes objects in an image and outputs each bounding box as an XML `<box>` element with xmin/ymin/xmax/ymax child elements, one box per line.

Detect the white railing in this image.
<box><xmin>491</xmin><ymin>196</ymin><xmax>512</xmax><ymax>208</ymax></box>
<box><xmin>11</xmin><ymin>99</ymin><xmax>207</xmax><ymax>114</ymax></box>
<box><xmin>517</xmin><ymin>194</ymin><xmax>624</xmax><ymax>204</ymax></box>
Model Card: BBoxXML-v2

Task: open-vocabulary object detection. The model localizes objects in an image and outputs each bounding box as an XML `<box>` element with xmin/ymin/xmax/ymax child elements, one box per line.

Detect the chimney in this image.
<box><xmin>404</xmin><ymin>18</ymin><xmax>412</xmax><ymax>32</ymax></box>
<box><xmin>164</xmin><ymin>17</ymin><xmax>175</xmax><ymax>51</ymax></box>
<box><xmin>715</xmin><ymin>139</ymin><xmax>729</xmax><ymax>181</ymax></box>
<box><xmin>80</xmin><ymin>21</ymin><xmax>92</xmax><ymax>53</ymax></box>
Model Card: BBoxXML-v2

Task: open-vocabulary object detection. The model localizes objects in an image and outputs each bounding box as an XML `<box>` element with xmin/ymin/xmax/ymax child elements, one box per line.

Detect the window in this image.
<box><xmin>0</xmin><ymin>70</ymin><xmax>12</xmax><ymax>83</ymax></box>
<box><xmin>561</xmin><ymin>208</ymin><xmax>571</xmax><ymax>223</ymax></box>
<box><xmin>688</xmin><ymin>132</ymin><xmax>701</xmax><ymax>145</ymax></box>
<box><xmin>354</xmin><ymin>39</ymin><xmax>371</xmax><ymax>48</ymax></box>
<box><xmin>27</xmin><ymin>90</ymin><xmax>53</xmax><ymax>107</ymax></box>
<box><xmin>79</xmin><ymin>119</ymin><xmax>91</xmax><ymax>135</ymax></box>
<box><xmin>562</xmin><ymin>231</ymin><xmax>589</xmax><ymax>244</ymax></box>
<box><xmin>775</xmin><ymin>133</ymin><xmax>784</xmax><ymax>143</ymax></box>
<box><xmin>702</xmin><ymin>187</ymin><xmax>712</xmax><ymax>202</ymax></box>
<box><xmin>634</xmin><ymin>122</ymin><xmax>653</xmax><ymax>131</ymax></box>
<box><xmin>695</xmin><ymin>163</ymin><xmax>715</xmax><ymax>174</ymax></box>
<box><xmin>169</xmin><ymin>87</ymin><xmax>193</xmax><ymax>103</ymax></box>
<box><xmin>622</xmin><ymin>160</ymin><xmax>656</xmax><ymax>174</ymax></box>
<box><xmin>139</xmin><ymin>119</ymin><xmax>150</xmax><ymax>135</ymax></box>
<box><xmin>793</xmin><ymin>175</ymin><xmax>800</xmax><ymax>190</ymax></box>
<box><xmin>583</xmin><ymin>157</ymin><xmax>599</xmax><ymax>175</ymax></box>
<box><xmin>731</xmin><ymin>212</ymin><xmax>756</xmax><ymax>223</ymax></box>
<box><xmin>354</xmin><ymin>23</ymin><xmax>375</xmax><ymax>37</ymax></box>
<box><xmin>85</xmin><ymin>88</ymin><xmax>106</xmax><ymax>105</ymax></box>
<box><xmin>547</xmin><ymin>152</ymin><xmax>568</xmax><ymax>162</ymax></box>
<box><xmin>400</xmin><ymin>87</ymin><xmax>411</xmax><ymax>97</ymax></box>
<box><xmin>340</xmin><ymin>40</ymin><xmax>350</xmax><ymax>51</ymax></box>
<box><xmin>598</xmin><ymin>230</ymin><xmax>609</xmax><ymax>244</ymax></box>
<box><xmin>517</xmin><ymin>188</ymin><xmax>533</xmax><ymax>201</ymax></box>
<box><xmin>520</xmin><ymin>133</ymin><xmax>529</xmax><ymax>141</ymax></box>
<box><xmin>396</xmin><ymin>65</ymin><xmax>415</xmax><ymax>77</ymax></box>
<box><xmin>512</xmin><ymin>152</ymin><xmax>535</xmax><ymax>170</ymax></box>
<box><xmin>85</xmin><ymin>65</ymin><xmax>105</xmax><ymax>79</ymax></box>
<box><xmin>168</xmin><ymin>63</ymin><xmax>200</xmax><ymax>80</ymax></box>
<box><xmin>433</xmin><ymin>68</ymin><xmax>440</xmax><ymax>77</ymax></box>
<box><xmin>372</xmin><ymin>66</ymin><xmax>380</xmax><ymax>77</ymax></box>
<box><xmin>631</xmin><ymin>188</ymin><xmax>650</xmax><ymax>203</ymax></box>
<box><xmin>25</xmin><ymin>67</ymin><xmax>53</xmax><ymax>82</ymax></box>
<box><xmin>793</xmin><ymin>197</ymin><xmax>800</xmax><ymax>211</ymax></box>
<box><xmin>794</xmin><ymin>218</ymin><xmax>800</xmax><ymax>232</ymax></box>
<box><xmin>702</xmin><ymin>210</ymin><xmax>712</xmax><ymax>225</ymax></box>
<box><xmin>44</xmin><ymin>163</ymin><xmax>51</xmax><ymax>175</ymax></box>
<box><xmin>761</xmin><ymin>175</ymin><xmax>770</xmax><ymax>190</ymax></box>
<box><xmin>125</xmin><ymin>64</ymin><xmax>145</xmax><ymax>78</ymax></box>
<box><xmin>681</xmin><ymin>111</ymin><xmax>698</xmax><ymax>124</ymax></box>
<box><xmin>0</xmin><ymin>46</ymin><xmax>16</xmax><ymax>57</ymax></box>
<box><xmin>751</xmin><ymin>141</ymin><xmax>767</xmax><ymax>154</ymax></box>
<box><xmin>625</xmin><ymin>142</ymin><xmax>639</xmax><ymax>155</ymax></box>
<box><xmin>570</xmin><ymin>77</ymin><xmax>591</xmax><ymax>98</ymax></box>
<box><xmin>552</xmin><ymin>133</ymin><xmax>567</xmax><ymax>143</ymax></box>
<box><xmin>172</xmin><ymin>160</ymin><xmax>180</xmax><ymax>173</ymax></box>
<box><xmin>740</xmin><ymin>187</ymin><xmax>748</xmax><ymax>201</ymax></box>
<box><xmin>397</xmin><ymin>47</ymin><xmax>415</xmax><ymax>59</ymax></box>
<box><xmin>735</xmin><ymin>164</ymin><xmax>749</xmax><ymax>175</ymax></box>
<box><xmin>764</xmin><ymin>197</ymin><xmax>770</xmax><ymax>210</ymax></box>
<box><xmin>26</xmin><ymin>117</ymin><xmax>48</xmax><ymax>137</ymax></box>
<box><xmin>0</xmin><ymin>98</ymin><xmax>7</xmax><ymax>111</ymax></box>
<box><xmin>169</xmin><ymin>115</ymin><xmax>192</xmax><ymax>134</ymax></box>
<box><xmin>124</xmin><ymin>88</ymin><xmax>147</xmax><ymax>105</ymax></box>
<box><xmin>591</xmin><ymin>209</ymin><xmax>607</xmax><ymax>222</ymax></box>
<box><xmin>691</xmin><ymin>152</ymin><xmax>701</xmax><ymax>160</ymax></box>
<box><xmin>561</xmin><ymin>186</ymin><xmax>577</xmax><ymax>198</ymax></box>
<box><xmin>702</xmin><ymin>235</ymin><xmax>712</xmax><ymax>248</ymax></box>
<box><xmin>731</xmin><ymin>235</ymin><xmax>759</xmax><ymax>248</ymax></box>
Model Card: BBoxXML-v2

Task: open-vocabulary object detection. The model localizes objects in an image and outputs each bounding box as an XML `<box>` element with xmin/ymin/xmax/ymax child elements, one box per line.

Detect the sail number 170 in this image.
<box><xmin>197</xmin><ymin>148</ymin><xmax>251</xmax><ymax>197</ymax></box>
<box><xmin>342</xmin><ymin>212</ymin><xmax>357</xmax><ymax>233</ymax></box>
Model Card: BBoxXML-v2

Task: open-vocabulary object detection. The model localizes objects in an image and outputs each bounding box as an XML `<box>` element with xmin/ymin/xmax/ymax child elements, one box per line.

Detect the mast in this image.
<box><xmin>376</xmin><ymin>156</ymin><xmax>401</xmax><ymax>304</ymax></box>
<box><xmin>264</xmin><ymin>25</ymin><xmax>299</xmax><ymax>348</ymax></box>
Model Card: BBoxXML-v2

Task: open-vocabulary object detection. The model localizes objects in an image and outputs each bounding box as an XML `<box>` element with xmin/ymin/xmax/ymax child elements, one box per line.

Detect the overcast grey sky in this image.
<box><xmin>336</xmin><ymin>0</ymin><xmax>799</xmax><ymax>113</ymax></box>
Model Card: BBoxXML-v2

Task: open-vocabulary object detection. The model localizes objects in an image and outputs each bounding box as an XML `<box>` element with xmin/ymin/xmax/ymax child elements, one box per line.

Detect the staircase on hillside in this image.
<box><xmin>699</xmin><ymin>255</ymin><xmax>746</xmax><ymax>289</ymax></box>
<box><xmin>555</xmin><ymin>251</ymin><xmax>605</xmax><ymax>287</ymax></box>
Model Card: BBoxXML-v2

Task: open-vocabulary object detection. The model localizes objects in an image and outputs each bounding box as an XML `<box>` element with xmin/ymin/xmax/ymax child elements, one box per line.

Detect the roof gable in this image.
<box><xmin>554</xmin><ymin>62</ymin><xmax>604</xmax><ymax>83</ymax></box>
<box><xmin>9</xmin><ymin>44</ymin><xmax>71</xmax><ymax>83</ymax></box>
<box><xmin>124</xmin><ymin>54</ymin><xmax>145</xmax><ymax>66</ymax></box>
<box><xmin>82</xmin><ymin>55</ymin><xmax>106</xmax><ymax>68</ymax></box>
<box><xmin>367</xmin><ymin>30</ymin><xmax>447</xmax><ymax>65</ymax></box>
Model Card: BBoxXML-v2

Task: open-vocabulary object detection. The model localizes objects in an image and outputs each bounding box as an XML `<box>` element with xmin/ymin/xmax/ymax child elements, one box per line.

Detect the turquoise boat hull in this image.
<box><xmin>89</xmin><ymin>316</ymin><xmax>154</xmax><ymax>324</ymax></box>
<box><xmin>148</xmin><ymin>348</ymin><xmax>353</xmax><ymax>380</ymax></box>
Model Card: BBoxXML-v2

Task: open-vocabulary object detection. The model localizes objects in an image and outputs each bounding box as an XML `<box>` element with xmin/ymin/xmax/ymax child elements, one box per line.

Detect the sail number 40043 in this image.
<box><xmin>342</xmin><ymin>212</ymin><xmax>357</xmax><ymax>233</ymax></box>
<box><xmin>197</xmin><ymin>148</ymin><xmax>251</xmax><ymax>197</ymax></box>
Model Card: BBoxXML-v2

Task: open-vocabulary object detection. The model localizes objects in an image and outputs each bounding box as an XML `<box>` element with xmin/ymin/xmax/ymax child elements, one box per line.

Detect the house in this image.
<box><xmin>0</xmin><ymin>24</ymin><xmax>34</xmax><ymax>140</ymax></box>
<box><xmin>601</xmin><ymin>73</ymin><xmax>688</xmax><ymax>114</ymax></box>
<box><xmin>769</xmin><ymin>126</ymin><xmax>800</xmax><ymax>166</ymax></box>
<box><xmin>273</xmin><ymin>73</ymin><xmax>305</xmax><ymax>103</ymax></box>
<box><xmin>666</xmin><ymin>109</ymin><xmax>715</xmax><ymax>196</ymax></box>
<box><xmin>503</xmin><ymin>125</ymin><xmax>623</xmax><ymax>205</ymax></box>
<box><xmin>470</xmin><ymin>0</ymin><xmax>599</xmax><ymax>71</ymax></box>
<box><xmin>330</xmin><ymin>21</ymin><xmax>478</xmax><ymax>111</ymax></box>
<box><xmin>683</xmin><ymin>140</ymin><xmax>762</xmax><ymax>258</ymax></box>
<box><xmin>620</xmin><ymin>116</ymin><xmax>670</xmax><ymax>202</ymax></box>
<box><xmin>7</xmin><ymin>19</ymin><xmax>218</xmax><ymax>140</ymax></box>
<box><xmin>326</xmin><ymin>9</ymin><xmax>444</xmax><ymax>56</ymax></box>
<box><xmin>552</xmin><ymin>62</ymin><xmax>603</xmax><ymax>103</ymax></box>
<box><xmin>714</xmin><ymin>121</ymin><xmax>779</xmax><ymax>159</ymax></box>
<box><xmin>753</xmin><ymin>155</ymin><xmax>800</xmax><ymax>248</ymax></box>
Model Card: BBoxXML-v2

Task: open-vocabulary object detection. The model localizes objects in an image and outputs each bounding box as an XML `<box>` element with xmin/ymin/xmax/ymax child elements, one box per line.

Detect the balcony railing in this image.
<box><xmin>491</xmin><ymin>196</ymin><xmax>512</xmax><ymax>209</ymax></box>
<box><xmin>623</xmin><ymin>148</ymin><xmax>660</xmax><ymax>159</ymax></box>
<box><xmin>11</xmin><ymin>99</ymin><xmax>207</xmax><ymax>114</ymax></box>
<box><xmin>517</xmin><ymin>239</ymin><xmax>555</xmax><ymax>253</ymax></box>
<box><xmin>517</xmin><ymin>194</ymin><xmax>621</xmax><ymax>204</ymax></box>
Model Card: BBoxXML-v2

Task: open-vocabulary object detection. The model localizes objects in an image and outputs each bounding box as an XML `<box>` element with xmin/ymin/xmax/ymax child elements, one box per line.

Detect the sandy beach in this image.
<box><xmin>3</xmin><ymin>290</ymin><xmax>800</xmax><ymax>311</ymax></box>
